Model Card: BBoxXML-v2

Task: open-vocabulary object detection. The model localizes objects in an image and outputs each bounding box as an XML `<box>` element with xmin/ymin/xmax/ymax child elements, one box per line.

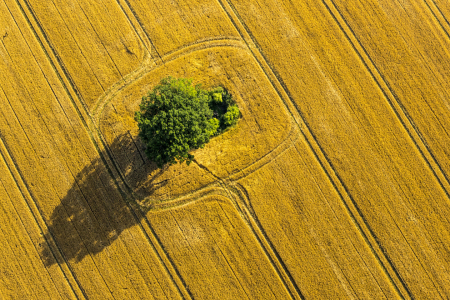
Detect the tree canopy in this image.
<box><xmin>135</xmin><ymin>76</ymin><xmax>240</xmax><ymax>168</ymax></box>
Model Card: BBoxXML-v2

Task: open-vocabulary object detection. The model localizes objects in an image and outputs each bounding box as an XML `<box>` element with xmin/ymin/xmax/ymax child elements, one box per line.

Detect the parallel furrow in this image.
<box><xmin>426</xmin><ymin>0</ymin><xmax>450</xmax><ymax>41</ymax></box>
<box><xmin>0</xmin><ymin>3</ymin><xmax>120</xmax><ymax>295</ymax></box>
<box><xmin>0</xmin><ymin>136</ymin><xmax>86</xmax><ymax>299</ymax></box>
<box><xmin>216</xmin><ymin>0</ymin><xmax>410</xmax><ymax>298</ymax></box>
<box><xmin>115</xmin><ymin>0</ymin><xmax>162</xmax><ymax>62</ymax></box>
<box><xmin>324</xmin><ymin>0</ymin><xmax>450</xmax><ymax>204</ymax></box>
<box><xmin>224</xmin><ymin>183</ymin><xmax>305</xmax><ymax>300</ymax></box>
<box><xmin>5</xmin><ymin>0</ymin><xmax>192</xmax><ymax>298</ymax></box>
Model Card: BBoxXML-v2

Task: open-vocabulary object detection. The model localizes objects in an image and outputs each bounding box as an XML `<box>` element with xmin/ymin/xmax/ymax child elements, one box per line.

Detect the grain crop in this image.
<box><xmin>1</xmin><ymin>0</ymin><xmax>450</xmax><ymax>298</ymax></box>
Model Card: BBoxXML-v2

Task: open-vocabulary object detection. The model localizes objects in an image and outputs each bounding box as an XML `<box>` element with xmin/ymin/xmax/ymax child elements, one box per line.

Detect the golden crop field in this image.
<box><xmin>1</xmin><ymin>0</ymin><xmax>450</xmax><ymax>298</ymax></box>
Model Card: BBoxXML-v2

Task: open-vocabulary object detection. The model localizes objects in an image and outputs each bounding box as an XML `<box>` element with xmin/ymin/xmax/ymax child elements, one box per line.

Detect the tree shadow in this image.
<box><xmin>40</xmin><ymin>133</ymin><xmax>167</xmax><ymax>266</ymax></box>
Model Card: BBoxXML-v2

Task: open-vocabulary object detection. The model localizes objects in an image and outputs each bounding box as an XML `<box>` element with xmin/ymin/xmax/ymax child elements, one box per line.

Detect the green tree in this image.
<box><xmin>135</xmin><ymin>77</ymin><xmax>219</xmax><ymax>167</ymax></box>
<box><xmin>135</xmin><ymin>76</ymin><xmax>240</xmax><ymax>168</ymax></box>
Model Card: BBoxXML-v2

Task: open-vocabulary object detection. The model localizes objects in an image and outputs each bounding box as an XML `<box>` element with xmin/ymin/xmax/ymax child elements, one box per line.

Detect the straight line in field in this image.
<box><xmin>13</xmin><ymin>0</ymin><xmax>91</xmax><ymax>122</ymax></box>
<box><xmin>216</xmin><ymin>0</ymin><xmax>410</xmax><ymax>298</ymax></box>
<box><xmin>225</xmin><ymin>183</ymin><xmax>305</xmax><ymax>300</ymax></box>
<box><xmin>72</xmin><ymin>0</ymin><xmax>124</xmax><ymax>78</ymax></box>
<box><xmin>3</xmin><ymin>0</ymin><xmax>104</xmax><ymax>188</ymax></box>
<box><xmin>320</xmin><ymin>1</ymin><xmax>450</xmax><ymax>297</ymax></box>
<box><xmin>212</xmin><ymin>195</ymin><xmax>278</xmax><ymax>299</ymax></box>
<box><xmin>322</xmin><ymin>0</ymin><xmax>450</xmax><ymax>293</ymax></box>
<box><xmin>322</xmin><ymin>0</ymin><xmax>450</xmax><ymax>203</ymax></box>
<box><xmin>0</xmin><ymin>52</ymin><xmax>116</xmax><ymax>299</ymax></box>
<box><xmin>115</xmin><ymin>0</ymin><xmax>163</xmax><ymax>63</ymax></box>
<box><xmin>9</xmin><ymin>0</ymin><xmax>192</xmax><ymax>298</ymax></box>
<box><xmin>1</xmin><ymin>10</ymin><xmax>139</xmax><ymax>293</ymax></box>
<box><xmin>45</xmin><ymin>0</ymin><xmax>107</xmax><ymax>93</ymax></box>
<box><xmin>410</xmin><ymin>0</ymin><xmax>450</xmax><ymax>69</ymax></box>
<box><xmin>425</xmin><ymin>0</ymin><xmax>450</xmax><ymax>40</ymax></box>
<box><xmin>0</xmin><ymin>136</ymin><xmax>86</xmax><ymax>300</ymax></box>
<box><xmin>0</xmin><ymin>11</ymin><xmax>90</xmax><ymax>297</ymax></box>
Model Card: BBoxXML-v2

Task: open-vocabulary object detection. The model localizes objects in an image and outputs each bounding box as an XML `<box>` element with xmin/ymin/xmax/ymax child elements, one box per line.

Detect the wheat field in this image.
<box><xmin>1</xmin><ymin>0</ymin><xmax>450</xmax><ymax>299</ymax></box>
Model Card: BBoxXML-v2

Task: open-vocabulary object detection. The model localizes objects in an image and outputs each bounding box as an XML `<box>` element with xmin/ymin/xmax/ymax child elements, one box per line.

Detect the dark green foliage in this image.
<box><xmin>207</xmin><ymin>86</ymin><xmax>240</xmax><ymax>135</ymax></box>
<box><xmin>135</xmin><ymin>76</ymin><xmax>240</xmax><ymax>168</ymax></box>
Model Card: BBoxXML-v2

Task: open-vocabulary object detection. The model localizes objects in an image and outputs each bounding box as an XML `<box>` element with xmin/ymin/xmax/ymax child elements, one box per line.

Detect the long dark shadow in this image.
<box><xmin>40</xmin><ymin>133</ymin><xmax>166</xmax><ymax>266</ymax></box>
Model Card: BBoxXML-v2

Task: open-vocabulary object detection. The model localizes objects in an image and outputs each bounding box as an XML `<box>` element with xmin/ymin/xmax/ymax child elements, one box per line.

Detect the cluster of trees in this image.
<box><xmin>135</xmin><ymin>76</ymin><xmax>240</xmax><ymax>168</ymax></box>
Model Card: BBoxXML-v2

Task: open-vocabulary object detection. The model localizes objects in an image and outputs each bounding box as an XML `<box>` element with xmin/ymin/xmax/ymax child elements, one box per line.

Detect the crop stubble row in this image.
<box><xmin>326</xmin><ymin>0</ymin><xmax>450</xmax><ymax>296</ymax></box>
<box><xmin>332</xmin><ymin>0</ymin><xmax>450</xmax><ymax>181</ymax></box>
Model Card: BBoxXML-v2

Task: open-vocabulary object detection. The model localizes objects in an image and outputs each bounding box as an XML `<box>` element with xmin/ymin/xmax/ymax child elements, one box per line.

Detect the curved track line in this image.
<box><xmin>94</xmin><ymin>37</ymin><xmax>299</xmax><ymax>205</ymax></box>
<box><xmin>90</xmin><ymin>0</ymin><xmax>155</xmax><ymax>117</ymax></box>
<box><xmin>136</xmin><ymin>121</ymin><xmax>298</xmax><ymax>209</ymax></box>
<box><xmin>11</xmin><ymin>1</ymin><xmax>192</xmax><ymax>298</ymax></box>
<box><xmin>91</xmin><ymin>52</ymin><xmax>153</xmax><ymax>123</ymax></box>
<box><xmin>92</xmin><ymin>37</ymin><xmax>304</xmax><ymax>299</ymax></box>
<box><xmin>144</xmin><ymin>183</ymin><xmax>302</xmax><ymax>300</ymax></box>
<box><xmin>115</xmin><ymin>0</ymin><xmax>163</xmax><ymax>62</ymax></box>
<box><xmin>162</xmin><ymin>35</ymin><xmax>242</xmax><ymax>60</ymax></box>
<box><xmin>228</xmin><ymin>126</ymin><xmax>300</xmax><ymax>182</ymax></box>
<box><xmin>142</xmin><ymin>184</ymin><xmax>226</xmax><ymax>212</ymax></box>
<box><xmin>222</xmin><ymin>182</ymin><xmax>304</xmax><ymax>300</ymax></box>
<box><xmin>217</xmin><ymin>0</ymin><xmax>411</xmax><ymax>298</ymax></box>
<box><xmin>92</xmin><ymin>38</ymin><xmax>247</xmax><ymax>127</ymax></box>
